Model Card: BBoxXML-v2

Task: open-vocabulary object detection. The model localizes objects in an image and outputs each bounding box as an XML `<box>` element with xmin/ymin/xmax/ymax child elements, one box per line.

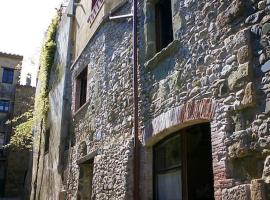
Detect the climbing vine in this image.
<box><xmin>36</xmin><ymin>15</ymin><xmax>59</xmax><ymax>120</ymax></box>
<box><xmin>7</xmin><ymin>15</ymin><xmax>60</xmax><ymax>149</ymax></box>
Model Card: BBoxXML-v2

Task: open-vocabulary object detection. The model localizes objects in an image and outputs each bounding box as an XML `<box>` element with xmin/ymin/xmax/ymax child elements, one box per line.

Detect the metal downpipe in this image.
<box><xmin>132</xmin><ymin>0</ymin><xmax>140</xmax><ymax>199</ymax></box>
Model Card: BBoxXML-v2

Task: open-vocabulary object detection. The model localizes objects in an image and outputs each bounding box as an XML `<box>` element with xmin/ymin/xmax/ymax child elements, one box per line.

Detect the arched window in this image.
<box><xmin>153</xmin><ymin>123</ymin><xmax>214</xmax><ymax>200</ymax></box>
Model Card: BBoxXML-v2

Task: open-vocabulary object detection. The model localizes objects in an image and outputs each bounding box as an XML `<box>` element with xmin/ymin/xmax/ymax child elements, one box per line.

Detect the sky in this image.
<box><xmin>0</xmin><ymin>0</ymin><xmax>63</xmax><ymax>85</ymax></box>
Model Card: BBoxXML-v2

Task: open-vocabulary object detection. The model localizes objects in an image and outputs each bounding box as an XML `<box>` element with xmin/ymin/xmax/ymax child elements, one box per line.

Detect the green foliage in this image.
<box><xmin>7</xmin><ymin>15</ymin><xmax>59</xmax><ymax>150</ymax></box>
<box><xmin>7</xmin><ymin>112</ymin><xmax>34</xmax><ymax>150</ymax></box>
<box><xmin>36</xmin><ymin>16</ymin><xmax>59</xmax><ymax>120</ymax></box>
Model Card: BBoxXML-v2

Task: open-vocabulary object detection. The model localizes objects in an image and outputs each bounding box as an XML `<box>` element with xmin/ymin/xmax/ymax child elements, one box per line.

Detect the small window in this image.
<box><xmin>92</xmin><ymin>0</ymin><xmax>98</xmax><ymax>9</ymax></box>
<box><xmin>76</xmin><ymin>67</ymin><xmax>88</xmax><ymax>109</ymax></box>
<box><xmin>155</xmin><ymin>0</ymin><xmax>173</xmax><ymax>52</ymax></box>
<box><xmin>77</xmin><ymin>159</ymin><xmax>94</xmax><ymax>200</ymax></box>
<box><xmin>2</xmin><ymin>68</ymin><xmax>14</xmax><ymax>84</ymax></box>
<box><xmin>45</xmin><ymin>129</ymin><xmax>50</xmax><ymax>153</ymax></box>
<box><xmin>0</xmin><ymin>100</ymin><xmax>9</xmax><ymax>112</ymax></box>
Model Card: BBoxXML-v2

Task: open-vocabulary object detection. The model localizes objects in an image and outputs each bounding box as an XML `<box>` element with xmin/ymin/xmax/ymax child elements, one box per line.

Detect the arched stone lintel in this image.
<box><xmin>143</xmin><ymin>98</ymin><xmax>216</xmax><ymax>147</ymax></box>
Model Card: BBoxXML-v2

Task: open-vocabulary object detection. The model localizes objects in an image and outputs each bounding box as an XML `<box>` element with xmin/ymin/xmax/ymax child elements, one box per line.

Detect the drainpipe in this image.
<box><xmin>109</xmin><ymin>0</ymin><xmax>140</xmax><ymax>199</ymax></box>
<box><xmin>132</xmin><ymin>0</ymin><xmax>140</xmax><ymax>200</ymax></box>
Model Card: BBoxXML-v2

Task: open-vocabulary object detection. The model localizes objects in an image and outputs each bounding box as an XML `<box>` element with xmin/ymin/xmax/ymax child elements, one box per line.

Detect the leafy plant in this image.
<box><xmin>7</xmin><ymin>15</ymin><xmax>60</xmax><ymax>149</ymax></box>
<box><xmin>6</xmin><ymin>111</ymin><xmax>34</xmax><ymax>150</ymax></box>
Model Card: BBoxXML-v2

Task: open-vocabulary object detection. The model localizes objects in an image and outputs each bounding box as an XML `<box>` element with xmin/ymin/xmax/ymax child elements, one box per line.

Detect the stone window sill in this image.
<box><xmin>73</xmin><ymin>100</ymin><xmax>90</xmax><ymax>118</ymax></box>
<box><xmin>145</xmin><ymin>40</ymin><xmax>180</xmax><ymax>70</ymax></box>
<box><xmin>77</xmin><ymin>149</ymin><xmax>98</xmax><ymax>164</ymax></box>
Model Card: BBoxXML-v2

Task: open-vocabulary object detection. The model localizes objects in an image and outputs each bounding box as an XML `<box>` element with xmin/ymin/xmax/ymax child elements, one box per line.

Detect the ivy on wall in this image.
<box><xmin>36</xmin><ymin>15</ymin><xmax>59</xmax><ymax>120</ymax></box>
<box><xmin>7</xmin><ymin>15</ymin><xmax>60</xmax><ymax>150</ymax></box>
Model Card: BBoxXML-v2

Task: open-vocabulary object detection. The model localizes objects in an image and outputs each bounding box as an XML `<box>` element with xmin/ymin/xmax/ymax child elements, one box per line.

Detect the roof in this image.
<box><xmin>0</xmin><ymin>51</ymin><xmax>23</xmax><ymax>60</ymax></box>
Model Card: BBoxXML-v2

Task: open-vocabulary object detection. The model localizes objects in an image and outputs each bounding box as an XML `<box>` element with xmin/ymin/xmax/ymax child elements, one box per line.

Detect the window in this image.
<box><xmin>155</xmin><ymin>0</ymin><xmax>173</xmax><ymax>52</ymax></box>
<box><xmin>154</xmin><ymin>135</ymin><xmax>182</xmax><ymax>200</ymax></box>
<box><xmin>2</xmin><ymin>68</ymin><xmax>14</xmax><ymax>84</ymax></box>
<box><xmin>45</xmin><ymin>129</ymin><xmax>50</xmax><ymax>153</ymax></box>
<box><xmin>0</xmin><ymin>133</ymin><xmax>5</xmax><ymax>149</ymax></box>
<box><xmin>92</xmin><ymin>0</ymin><xmax>98</xmax><ymax>9</ymax></box>
<box><xmin>76</xmin><ymin>67</ymin><xmax>88</xmax><ymax>109</ymax></box>
<box><xmin>0</xmin><ymin>100</ymin><xmax>9</xmax><ymax>112</ymax></box>
<box><xmin>77</xmin><ymin>159</ymin><xmax>94</xmax><ymax>200</ymax></box>
<box><xmin>154</xmin><ymin>123</ymin><xmax>214</xmax><ymax>200</ymax></box>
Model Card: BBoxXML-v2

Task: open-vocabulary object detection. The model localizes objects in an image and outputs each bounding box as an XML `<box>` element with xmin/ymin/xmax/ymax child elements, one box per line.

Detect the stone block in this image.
<box><xmin>261</xmin><ymin>60</ymin><xmax>270</xmax><ymax>73</ymax></box>
<box><xmin>222</xmin><ymin>184</ymin><xmax>251</xmax><ymax>200</ymax></box>
<box><xmin>237</xmin><ymin>45</ymin><xmax>251</xmax><ymax>64</ymax></box>
<box><xmin>262</xmin><ymin>23</ymin><xmax>270</xmax><ymax>35</ymax></box>
<box><xmin>228</xmin><ymin>62</ymin><xmax>252</xmax><ymax>90</ymax></box>
<box><xmin>264</xmin><ymin>99</ymin><xmax>270</xmax><ymax>113</ymax></box>
<box><xmin>262</xmin><ymin>156</ymin><xmax>270</xmax><ymax>183</ymax></box>
<box><xmin>216</xmin><ymin>0</ymin><xmax>245</xmax><ymax>28</ymax></box>
<box><xmin>245</xmin><ymin>11</ymin><xmax>264</xmax><ymax>24</ymax></box>
<box><xmin>261</xmin><ymin>15</ymin><xmax>270</xmax><ymax>24</ymax></box>
<box><xmin>241</xmin><ymin>82</ymin><xmax>256</xmax><ymax>107</ymax></box>
<box><xmin>258</xmin><ymin>1</ymin><xmax>266</xmax><ymax>10</ymax></box>
<box><xmin>224</xmin><ymin>29</ymin><xmax>251</xmax><ymax>52</ymax></box>
<box><xmin>250</xmin><ymin>179</ymin><xmax>266</xmax><ymax>200</ymax></box>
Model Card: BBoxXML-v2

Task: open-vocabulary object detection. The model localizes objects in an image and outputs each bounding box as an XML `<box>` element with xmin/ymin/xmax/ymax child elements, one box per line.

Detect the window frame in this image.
<box><xmin>0</xmin><ymin>100</ymin><xmax>10</xmax><ymax>113</ymax></box>
<box><xmin>154</xmin><ymin>0</ymin><xmax>174</xmax><ymax>53</ymax></box>
<box><xmin>144</xmin><ymin>0</ymin><xmax>175</xmax><ymax>61</ymax></box>
<box><xmin>153</xmin><ymin>124</ymin><xmax>215</xmax><ymax>200</ymax></box>
<box><xmin>2</xmin><ymin>67</ymin><xmax>14</xmax><ymax>84</ymax></box>
<box><xmin>77</xmin><ymin>158</ymin><xmax>94</xmax><ymax>200</ymax></box>
<box><xmin>153</xmin><ymin>133</ymin><xmax>185</xmax><ymax>200</ymax></box>
<box><xmin>75</xmin><ymin>67</ymin><xmax>88</xmax><ymax>110</ymax></box>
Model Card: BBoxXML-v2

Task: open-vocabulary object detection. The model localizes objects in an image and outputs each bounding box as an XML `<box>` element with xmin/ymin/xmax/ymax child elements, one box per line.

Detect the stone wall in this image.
<box><xmin>30</xmin><ymin>2</ymin><xmax>74</xmax><ymax>200</ymax></box>
<box><xmin>66</xmin><ymin>1</ymin><xmax>134</xmax><ymax>199</ymax></box>
<box><xmin>5</xmin><ymin>85</ymin><xmax>35</xmax><ymax>199</ymax></box>
<box><xmin>139</xmin><ymin>0</ymin><xmax>270</xmax><ymax>199</ymax></box>
<box><xmin>0</xmin><ymin>53</ymin><xmax>23</xmax><ymax>197</ymax></box>
<box><xmin>72</xmin><ymin>0</ymin><xmax>128</xmax><ymax>59</ymax></box>
<box><xmin>30</xmin><ymin>0</ymin><xmax>270</xmax><ymax>199</ymax></box>
<box><xmin>0</xmin><ymin>53</ymin><xmax>22</xmax><ymax>87</ymax></box>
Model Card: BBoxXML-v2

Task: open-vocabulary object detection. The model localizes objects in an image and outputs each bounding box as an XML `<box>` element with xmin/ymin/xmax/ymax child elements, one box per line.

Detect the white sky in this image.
<box><xmin>0</xmin><ymin>0</ymin><xmax>63</xmax><ymax>86</ymax></box>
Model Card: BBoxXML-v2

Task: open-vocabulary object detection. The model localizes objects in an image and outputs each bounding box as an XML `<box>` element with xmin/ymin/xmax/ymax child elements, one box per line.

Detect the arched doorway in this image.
<box><xmin>153</xmin><ymin>122</ymin><xmax>214</xmax><ymax>200</ymax></box>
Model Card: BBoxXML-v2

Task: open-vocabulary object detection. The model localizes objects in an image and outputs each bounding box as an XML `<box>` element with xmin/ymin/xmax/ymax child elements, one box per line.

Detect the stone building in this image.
<box><xmin>0</xmin><ymin>52</ymin><xmax>35</xmax><ymax>199</ymax></box>
<box><xmin>0</xmin><ymin>52</ymin><xmax>23</xmax><ymax>196</ymax></box>
<box><xmin>31</xmin><ymin>0</ymin><xmax>270</xmax><ymax>200</ymax></box>
<box><xmin>4</xmin><ymin>85</ymin><xmax>35</xmax><ymax>199</ymax></box>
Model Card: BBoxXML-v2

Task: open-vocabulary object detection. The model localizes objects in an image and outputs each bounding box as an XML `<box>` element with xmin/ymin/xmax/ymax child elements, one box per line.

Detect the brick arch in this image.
<box><xmin>143</xmin><ymin>98</ymin><xmax>216</xmax><ymax>146</ymax></box>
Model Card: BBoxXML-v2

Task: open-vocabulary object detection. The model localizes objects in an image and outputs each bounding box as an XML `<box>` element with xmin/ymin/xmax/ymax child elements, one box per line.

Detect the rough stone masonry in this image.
<box><xmin>31</xmin><ymin>0</ymin><xmax>270</xmax><ymax>199</ymax></box>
